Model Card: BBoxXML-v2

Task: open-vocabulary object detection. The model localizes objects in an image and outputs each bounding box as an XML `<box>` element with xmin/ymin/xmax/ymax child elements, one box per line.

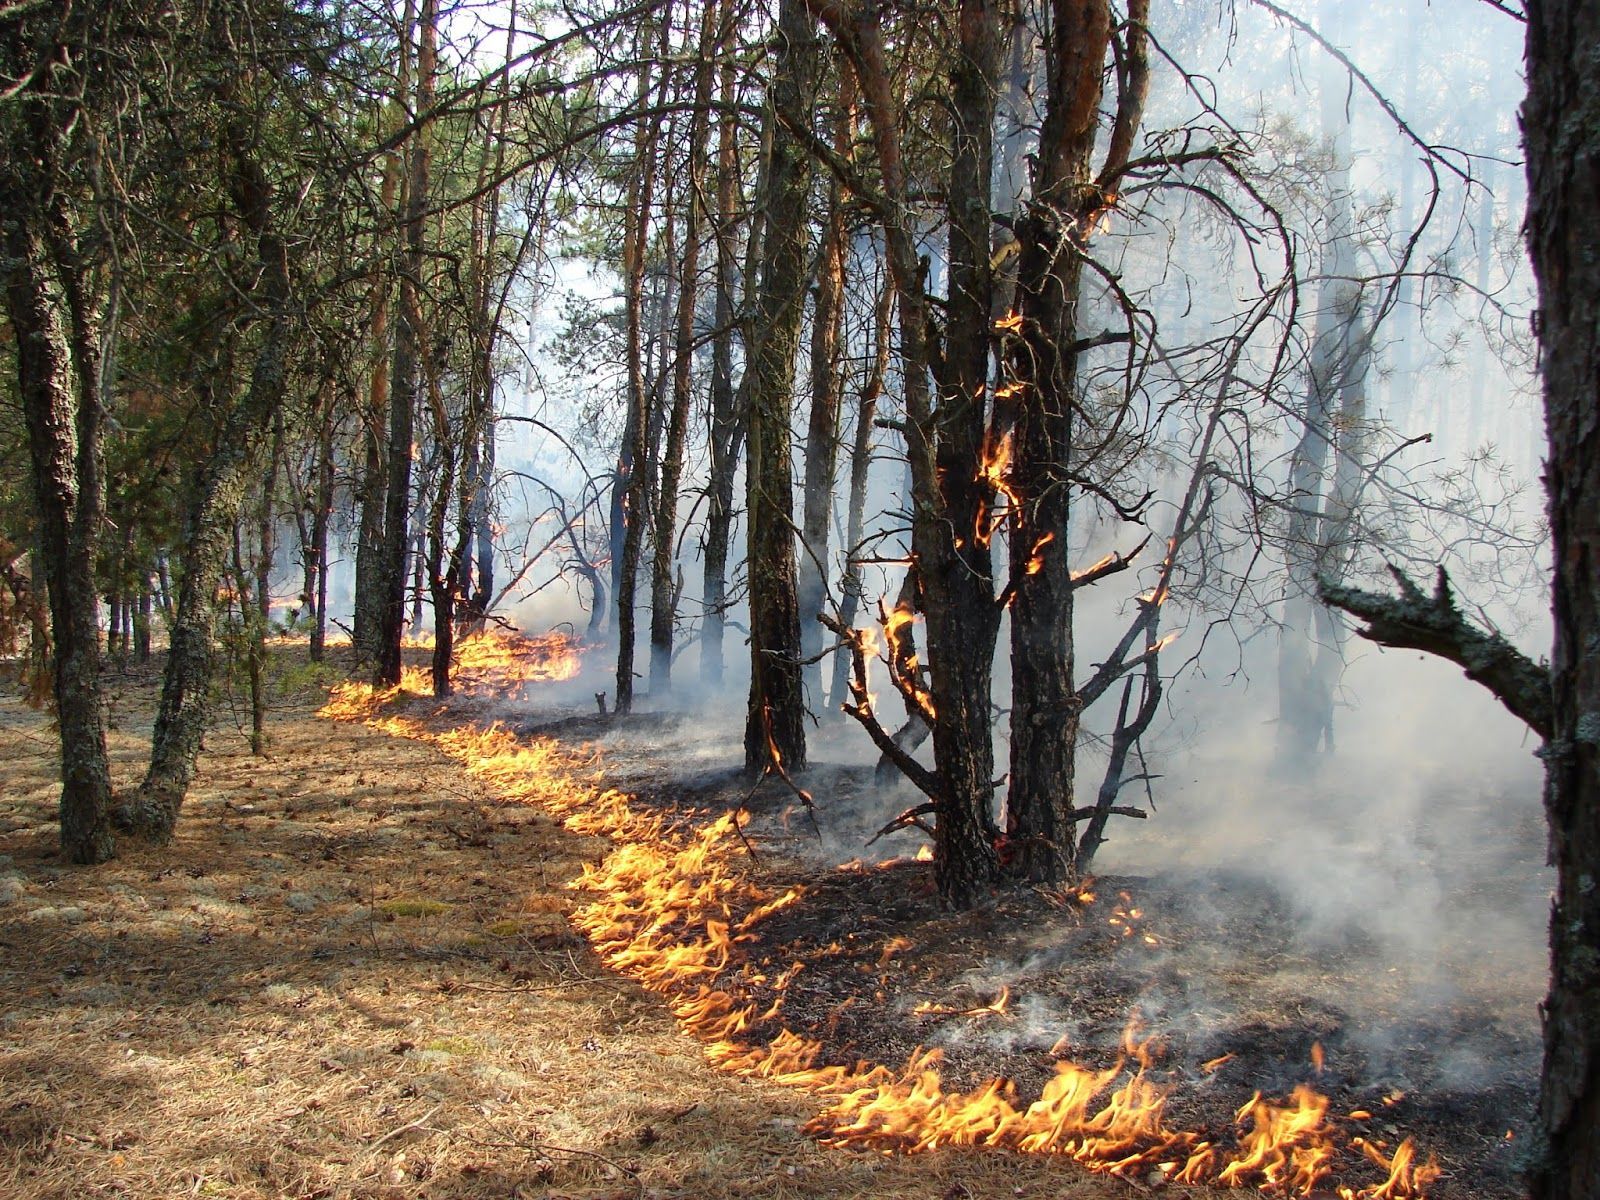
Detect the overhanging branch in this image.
<box><xmin>1320</xmin><ymin>565</ymin><xmax>1551</xmax><ymax>739</ymax></box>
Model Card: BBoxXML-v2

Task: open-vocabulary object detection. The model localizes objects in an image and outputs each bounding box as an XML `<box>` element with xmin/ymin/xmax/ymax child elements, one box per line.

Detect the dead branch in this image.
<box><xmin>1069</xmin><ymin>533</ymin><xmax>1152</xmax><ymax>591</ymax></box>
<box><xmin>819</xmin><ymin>612</ymin><xmax>941</xmax><ymax>800</ymax></box>
<box><xmin>866</xmin><ymin>801</ymin><xmax>937</xmax><ymax>845</ymax></box>
<box><xmin>1067</xmin><ymin>805</ymin><xmax>1146</xmax><ymax>821</ymax></box>
<box><xmin>1320</xmin><ymin>564</ymin><xmax>1551</xmax><ymax>738</ymax></box>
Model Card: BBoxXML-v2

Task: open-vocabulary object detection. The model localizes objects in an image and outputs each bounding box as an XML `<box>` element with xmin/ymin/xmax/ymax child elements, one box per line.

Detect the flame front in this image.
<box><xmin>318</xmin><ymin>654</ymin><xmax>1438</xmax><ymax>1200</ymax></box>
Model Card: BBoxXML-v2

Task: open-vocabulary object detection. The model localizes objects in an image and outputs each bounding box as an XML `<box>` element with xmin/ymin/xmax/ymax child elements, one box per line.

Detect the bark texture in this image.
<box><xmin>742</xmin><ymin>0</ymin><xmax>818</xmax><ymax>774</ymax></box>
<box><xmin>0</xmin><ymin>170</ymin><xmax>116</xmax><ymax>864</ymax></box>
<box><xmin>1524</xmin><ymin>2</ymin><xmax>1600</xmax><ymax>1195</ymax></box>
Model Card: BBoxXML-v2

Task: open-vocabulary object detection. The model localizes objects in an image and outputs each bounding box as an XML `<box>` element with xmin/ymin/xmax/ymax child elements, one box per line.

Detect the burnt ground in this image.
<box><xmin>519</xmin><ymin>704</ymin><xmax>1541</xmax><ymax>1200</ymax></box>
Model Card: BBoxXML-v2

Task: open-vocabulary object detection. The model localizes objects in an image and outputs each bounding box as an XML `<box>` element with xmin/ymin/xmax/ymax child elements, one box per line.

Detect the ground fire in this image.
<box><xmin>318</xmin><ymin>630</ymin><xmax>1443</xmax><ymax>1199</ymax></box>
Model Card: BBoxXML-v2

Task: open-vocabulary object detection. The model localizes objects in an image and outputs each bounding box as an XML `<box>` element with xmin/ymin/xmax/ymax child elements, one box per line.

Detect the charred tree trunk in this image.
<box><xmin>808</xmin><ymin>0</ymin><xmax>1002</xmax><ymax>904</ymax></box>
<box><xmin>742</xmin><ymin>0</ymin><xmax>818</xmax><ymax>775</ymax></box>
<box><xmin>1523</xmin><ymin>4</ymin><xmax>1600</xmax><ymax>1193</ymax></box>
<box><xmin>1003</xmin><ymin>0</ymin><xmax>1146</xmax><ymax>885</ymax></box>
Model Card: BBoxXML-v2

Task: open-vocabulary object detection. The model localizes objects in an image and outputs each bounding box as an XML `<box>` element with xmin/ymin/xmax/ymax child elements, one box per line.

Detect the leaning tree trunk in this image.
<box><xmin>1525</xmin><ymin>2</ymin><xmax>1600</xmax><ymax>1195</ymax></box>
<box><xmin>2</xmin><ymin>196</ymin><xmax>116</xmax><ymax>864</ymax></box>
<box><xmin>128</xmin><ymin>124</ymin><xmax>294</xmax><ymax>842</ymax></box>
<box><xmin>742</xmin><ymin>0</ymin><xmax>818</xmax><ymax>775</ymax></box>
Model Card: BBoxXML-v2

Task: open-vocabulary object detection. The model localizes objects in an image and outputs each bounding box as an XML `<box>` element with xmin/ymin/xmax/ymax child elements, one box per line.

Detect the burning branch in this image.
<box><xmin>1320</xmin><ymin>565</ymin><xmax>1551</xmax><ymax>739</ymax></box>
<box><xmin>819</xmin><ymin>612</ymin><xmax>941</xmax><ymax>801</ymax></box>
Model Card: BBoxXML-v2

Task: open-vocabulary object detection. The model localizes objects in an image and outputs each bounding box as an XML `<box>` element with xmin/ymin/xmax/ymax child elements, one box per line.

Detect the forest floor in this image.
<box><xmin>0</xmin><ymin>641</ymin><xmax>1536</xmax><ymax>1200</ymax></box>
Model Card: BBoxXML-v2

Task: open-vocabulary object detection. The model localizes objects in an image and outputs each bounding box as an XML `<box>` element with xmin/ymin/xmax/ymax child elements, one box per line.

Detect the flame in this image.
<box><xmin>1025</xmin><ymin>532</ymin><xmax>1056</xmax><ymax>575</ymax></box>
<box><xmin>1070</xmin><ymin>550</ymin><xmax>1118</xmax><ymax>582</ymax></box>
<box><xmin>994</xmin><ymin>310</ymin><xmax>1024</xmax><ymax>334</ymax></box>
<box><xmin>317</xmin><ymin>681</ymin><xmax>1440</xmax><ymax>1200</ymax></box>
<box><xmin>913</xmin><ymin>986</ymin><xmax>1011</xmax><ymax>1019</ymax></box>
<box><xmin>882</xmin><ymin>605</ymin><xmax>936</xmax><ymax>723</ymax></box>
<box><xmin>976</xmin><ymin>431</ymin><xmax>1020</xmax><ymax>548</ymax></box>
<box><xmin>1312</xmin><ymin>1042</ymin><xmax>1326</xmax><ymax>1075</ymax></box>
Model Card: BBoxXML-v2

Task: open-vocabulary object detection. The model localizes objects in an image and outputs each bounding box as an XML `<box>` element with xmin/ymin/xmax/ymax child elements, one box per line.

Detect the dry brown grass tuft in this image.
<box><xmin>0</xmin><ymin>652</ymin><xmax>1174</xmax><ymax>1200</ymax></box>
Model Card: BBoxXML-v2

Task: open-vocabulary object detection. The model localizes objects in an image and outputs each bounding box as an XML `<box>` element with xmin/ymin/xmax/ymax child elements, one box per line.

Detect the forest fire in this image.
<box><xmin>317</xmin><ymin>645</ymin><xmax>1442</xmax><ymax>1200</ymax></box>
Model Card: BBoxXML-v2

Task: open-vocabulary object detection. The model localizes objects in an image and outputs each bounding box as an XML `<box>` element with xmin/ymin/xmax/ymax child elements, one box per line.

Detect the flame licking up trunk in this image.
<box><xmin>318</xmin><ymin>638</ymin><xmax>1440</xmax><ymax>1200</ymax></box>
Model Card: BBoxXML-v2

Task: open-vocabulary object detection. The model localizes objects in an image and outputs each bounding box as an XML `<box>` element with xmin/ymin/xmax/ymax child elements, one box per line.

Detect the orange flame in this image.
<box><xmin>318</xmin><ymin>679</ymin><xmax>1440</xmax><ymax>1200</ymax></box>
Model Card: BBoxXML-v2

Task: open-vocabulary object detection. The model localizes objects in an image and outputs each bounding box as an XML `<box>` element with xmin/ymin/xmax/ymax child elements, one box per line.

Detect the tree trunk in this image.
<box><xmin>742</xmin><ymin>0</ymin><xmax>818</xmax><ymax>775</ymax></box>
<box><xmin>700</xmin><ymin>38</ymin><xmax>756</xmax><ymax>687</ymax></box>
<box><xmin>376</xmin><ymin>0</ymin><xmax>435</xmax><ymax>688</ymax></box>
<box><xmin>1003</xmin><ymin>0</ymin><xmax>1146</xmax><ymax>885</ymax></box>
<box><xmin>354</xmin><ymin>138</ymin><xmax>401</xmax><ymax>665</ymax></box>
<box><xmin>1276</xmin><ymin>47</ymin><xmax>1372</xmax><ymax>763</ymax></box>
<box><xmin>830</xmin><ymin>275</ymin><xmax>892</xmax><ymax>709</ymax></box>
<box><xmin>129</xmin><ymin>117</ymin><xmax>295</xmax><ymax>841</ymax></box>
<box><xmin>1524</xmin><ymin>2</ymin><xmax>1600</xmax><ymax>1195</ymax></box>
<box><xmin>308</xmin><ymin>400</ymin><xmax>336</xmax><ymax>662</ymax></box>
<box><xmin>614</xmin><ymin>21</ymin><xmax>667</xmax><ymax>716</ymax></box>
<box><xmin>798</xmin><ymin>78</ymin><xmax>852</xmax><ymax>715</ymax></box>
<box><xmin>1</xmin><ymin>193</ymin><xmax>116</xmax><ymax>864</ymax></box>
<box><xmin>649</xmin><ymin>0</ymin><xmax>718</xmax><ymax>696</ymax></box>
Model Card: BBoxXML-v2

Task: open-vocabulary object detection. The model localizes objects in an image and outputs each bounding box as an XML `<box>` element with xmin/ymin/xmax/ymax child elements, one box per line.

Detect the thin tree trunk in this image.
<box><xmin>615</xmin><ymin>15</ymin><xmax>668</xmax><ymax>715</ymax></box>
<box><xmin>649</xmin><ymin>0</ymin><xmax>718</xmax><ymax>695</ymax></box>
<box><xmin>798</xmin><ymin>76</ymin><xmax>853</xmax><ymax>714</ymax></box>
<box><xmin>700</xmin><ymin>33</ymin><xmax>756</xmax><ymax>687</ymax></box>
<box><xmin>830</xmin><ymin>273</ymin><xmax>892</xmax><ymax>708</ymax></box>
<box><xmin>376</xmin><ymin>0</ymin><xmax>435</xmax><ymax>687</ymax></box>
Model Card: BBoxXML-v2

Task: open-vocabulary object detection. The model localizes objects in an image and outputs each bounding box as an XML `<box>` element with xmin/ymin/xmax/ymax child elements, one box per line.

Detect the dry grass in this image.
<box><xmin>0</xmin><ymin>655</ymin><xmax>1184</xmax><ymax>1200</ymax></box>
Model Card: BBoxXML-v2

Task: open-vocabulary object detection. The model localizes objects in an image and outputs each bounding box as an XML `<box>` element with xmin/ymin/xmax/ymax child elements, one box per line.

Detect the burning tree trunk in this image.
<box><xmin>742</xmin><ymin>0</ymin><xmax>819</xmax><ymax>774</ymax></box>
<box><xmin>1001</xmin><ymin>0</ymin><xmax>1147</xmax><ymax>884</ymax></box>
<box><xmin>807</xmin><ymin>0</ymin><xmax>1004</xmax><ymax>905</ymax></box>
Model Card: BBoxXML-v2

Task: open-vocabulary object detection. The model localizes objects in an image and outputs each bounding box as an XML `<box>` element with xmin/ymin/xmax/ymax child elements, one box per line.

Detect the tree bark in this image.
<box><xmin>649</xmin><ymin>0</ymin><xmax>718</xmax><ymax>696</ymax></box>
<box><xmin>798</xmin><ymin>76</ymin><xmax>852</xmax><ymax>716</ymax></box>
<box><xmin>742</xmin><ymin>0</ymin><xmax>819</xmax><ymax>775</ymax></box>
<box><xmin>700</xmin><ymin>34</ymin><xmax>755</xmax><ymax>687</ymax></box>
<box><xmin>1</xmin><ymin>183</ymin><xmax>116</xmax><ymax>864</ymax></box>
<box><xmin>129</xmin><ymin>119</ymin><xmax>295</xmax><ymax>840</ymax></box>
<box><xmin>376</xmin><ymin>0</ymin><xmax>435</xmax><ymax>688</ymax></box>
<box><xmin>614</xmin><ymin>18</ymin><xmax>668</xmax><ymax>715</ymax></box>
<box><xmin>1524</xmin><ymin>3</ymin><xmax>1600</xmax><ymax>1194</ymax></box>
